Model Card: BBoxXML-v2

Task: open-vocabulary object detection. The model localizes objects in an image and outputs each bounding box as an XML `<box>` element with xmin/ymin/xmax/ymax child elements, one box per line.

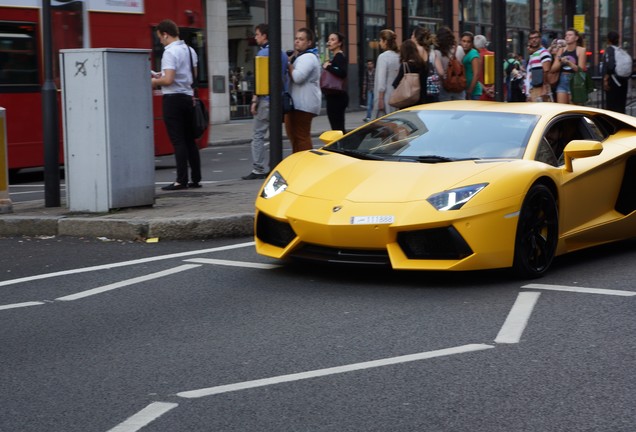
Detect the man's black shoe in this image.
<box><xmin>188</xmin><ymin>182</ymin><xmax>202</xmax><ymax>188</ymax></box>
<box><xmin>161</xmin><ymin>182</ymin><xmax>187</xmax><ymax>191</ymax></box>
<box><xmin>242</xmin><ymin>172</ymin><xmax>267</xmax><ymax>180</ymax></box>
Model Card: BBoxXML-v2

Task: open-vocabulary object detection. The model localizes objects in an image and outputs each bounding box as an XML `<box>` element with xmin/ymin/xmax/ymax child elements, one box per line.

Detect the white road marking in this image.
<box><xmin>184</xmin><ymin>258</ymin><xmax>280</xmax><ymax>269</ymax></box>
<box><xmin>176</xmin><ymin>344</ymin><xmax>494</xmax><ymax>399</ymax></box>
<box><xmin>107</xmin><ymin>402</ymin><xmax>178</xmax><ymax>432</ymax></box>
<box><xmin>495</xmin><ymin>291</ymin><xmax>541</xmax><ymax>344</ymax></box>
<box><xmin>55</xmin><ymin>264</ymin><xmax>201</xmax><ymax>302</ymax></box>
<box><xmin>0</xmin><ymin>301</ymin><xmax>45</xmax><ymax>311</ymax></box>
<box><xmin>0</xmin><ymin>241</ymin><xmax>254</xmax><ymax>288</ymax></box>
<box><xmin>523</xmin><ymin>283</ymin><xmax>636</xmax><ymax>297</ymax></box>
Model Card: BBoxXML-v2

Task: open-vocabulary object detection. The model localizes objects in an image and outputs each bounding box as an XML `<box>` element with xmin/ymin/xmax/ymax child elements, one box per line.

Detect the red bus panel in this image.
<box><xmin>0</xmin><ymin>0</ymin><xmax>208</xmax><ymax>170</ymax></box>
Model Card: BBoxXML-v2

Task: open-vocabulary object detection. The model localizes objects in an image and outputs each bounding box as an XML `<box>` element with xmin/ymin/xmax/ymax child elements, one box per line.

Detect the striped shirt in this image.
<box><xmin>527</xmin><ymin>47</ymin><xmax>551</xmax><ymax>88</ymax></box>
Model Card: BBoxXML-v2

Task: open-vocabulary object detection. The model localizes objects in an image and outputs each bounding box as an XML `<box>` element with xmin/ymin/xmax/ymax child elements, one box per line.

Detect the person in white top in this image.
<box><xmin>373</xmin><ymin>29</ymin><xmax>400</xmax><ymax>117</ymax></box>
<box><xmin>285</xmin><ymin>27</ymin><xmax>322</xmax><ymax>153</ymax></box>
<box><xmin>151</xmin><ymin>19</ymin><xmax>201</xmax><ymax>190</ymax></box>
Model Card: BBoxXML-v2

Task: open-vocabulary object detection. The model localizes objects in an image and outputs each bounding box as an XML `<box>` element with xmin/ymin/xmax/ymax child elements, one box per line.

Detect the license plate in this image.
<box><xmin>350</xmin><ymin>215</ymin><xmax>395</xmax><ymax>225</ymax></box>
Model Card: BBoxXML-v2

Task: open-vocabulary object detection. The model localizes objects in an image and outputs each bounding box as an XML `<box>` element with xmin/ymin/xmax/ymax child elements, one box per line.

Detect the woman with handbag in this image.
<box><xmin>151</xmin><ymin>19</ymin><xmax>202</xmax><ymax>190</ymax></box>
<box><xmin>391</xmin><ymin>40</ymin><xmax>427</xmax><ymax>108</ymax></box>
<box><xmin>373</xmin><ymin>29</ymin><xmax>400</xmax><ymax>117</ymax></box>
<box><xmin>321</xmin><ymin>32</ymin><xmax>348</xmax><ymax>132</ymax></box>
<box><xmin>550</xmin><ymin>28</ymin><xmax>587</xmax><ymax>104</ymax></box>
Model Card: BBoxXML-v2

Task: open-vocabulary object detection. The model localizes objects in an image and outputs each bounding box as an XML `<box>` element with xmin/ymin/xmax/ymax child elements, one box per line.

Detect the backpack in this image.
<box><xmin>442</xmin><ymin>54</ymin><xmax>467</xmax><ymax>93</ymax></box>
<box><xmin>613</xmin><ymin>46</ymin><xmax>633</xmax><ymax>78</ymax></box>
<box><xmin>509</xmin><ymin>76</ymin><xmax>526</xmax><ymax>102</ymax></box>
<box><xmin>504</xmin><ymin>59</ymin><xmax>517</xmax><ymax>77</ymax></box>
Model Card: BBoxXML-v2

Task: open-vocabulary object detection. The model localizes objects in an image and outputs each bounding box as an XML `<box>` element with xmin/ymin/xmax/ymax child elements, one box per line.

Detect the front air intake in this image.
<box><xmin>397</xmin><ymin>227</ymin><xmax>473</xmax><ymax>260</ymax></box>
<box><xmin>256</xmin><ymin>213</ymin><xmax>296</xmax><ymax>248</ymax></box>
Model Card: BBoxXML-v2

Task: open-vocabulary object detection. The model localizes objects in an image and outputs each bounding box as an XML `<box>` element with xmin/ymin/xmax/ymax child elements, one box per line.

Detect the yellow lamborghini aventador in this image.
<box><xmin>255</xmin><ymin>101</ymin><xmax>636</xmax><ymax>278</ymax></box>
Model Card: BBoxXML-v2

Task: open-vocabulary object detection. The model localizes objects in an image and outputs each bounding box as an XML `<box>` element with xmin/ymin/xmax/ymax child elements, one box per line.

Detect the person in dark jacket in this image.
<box><xmin>603</xmin><ymin>31</ymin><xmax>629</xmax><ymax>114</ymax></box>
<box><xmin>322</xmin><ymin>32</ymin><xmax>348</xmax><ymax>132</ymax></box>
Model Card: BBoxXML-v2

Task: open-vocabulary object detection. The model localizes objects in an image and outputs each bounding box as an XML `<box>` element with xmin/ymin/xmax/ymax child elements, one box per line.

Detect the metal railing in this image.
<box><xmin>587</xmin><ymin>75</ymin><xmax>636</xmax><ymax>111</ymax></box>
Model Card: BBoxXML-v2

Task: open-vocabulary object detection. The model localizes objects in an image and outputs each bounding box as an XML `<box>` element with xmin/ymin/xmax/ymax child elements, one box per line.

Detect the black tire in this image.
<box><xmin>512</xmin><ymin>184</ymin><xmax>558</xmax><ymax>279</ymax></box>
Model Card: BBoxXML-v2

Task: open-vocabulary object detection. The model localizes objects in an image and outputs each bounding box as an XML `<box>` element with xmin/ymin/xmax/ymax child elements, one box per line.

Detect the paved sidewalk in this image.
<box><xmin>0</xmin><ymin>110</ymin><xmax>368</xmax><ymax>241</ymax></box>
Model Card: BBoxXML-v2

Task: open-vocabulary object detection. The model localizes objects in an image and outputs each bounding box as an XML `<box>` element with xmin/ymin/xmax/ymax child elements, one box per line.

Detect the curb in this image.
<box><xmin>0</xmin><ymin>213</ymin><xmax>255</xmax><ymax>241</ymax></box>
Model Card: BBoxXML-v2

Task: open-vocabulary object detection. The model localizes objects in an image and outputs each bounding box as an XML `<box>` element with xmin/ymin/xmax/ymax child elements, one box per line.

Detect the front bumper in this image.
<box><xmin>254</xmin><ymin>193</ymin><xmax>521</xmax><ymax>271</ymax></box>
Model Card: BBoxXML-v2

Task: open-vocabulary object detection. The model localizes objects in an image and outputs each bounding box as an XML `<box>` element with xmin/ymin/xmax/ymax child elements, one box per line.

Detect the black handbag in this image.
<box><xmin>282</xmin><ymin>91</ymin><xmax>294</xmax><ymax>113</ymax></box>
<box><xmin>193</xmin><ymin>96</ymin><xmax>209</xmax><ymax>139</ymax></box>
<box><xmin>188</xmin><ymin>44</ymin><xmax>209</xmax><ymax>139</ymax></box>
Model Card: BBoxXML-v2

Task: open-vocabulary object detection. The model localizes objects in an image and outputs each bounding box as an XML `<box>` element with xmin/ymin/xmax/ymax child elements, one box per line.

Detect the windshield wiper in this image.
<box><xmin>415</xmin><ymin>155</ymin><xmax>480</xmax><ymax>163</ymax></box>
<box><xmin>324</xmin><ymin>147</ymin><xmax>385</xmax><ymax>160</ymax></box>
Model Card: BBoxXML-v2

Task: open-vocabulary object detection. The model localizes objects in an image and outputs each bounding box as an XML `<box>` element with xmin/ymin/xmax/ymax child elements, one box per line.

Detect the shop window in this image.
<box><xmin>462</xmin><ymin>0</ymin><xmax>492</xmax><ymax>23</ymax></box>
<box><xmin>315</xmin><ymin>11</ymin><xmax>338</xmax><ymax>62</ymax></box>
<box><xmin>407</xmin><ymin>0</ymin><xmax>442</xmax><ymax>19</ymax></box>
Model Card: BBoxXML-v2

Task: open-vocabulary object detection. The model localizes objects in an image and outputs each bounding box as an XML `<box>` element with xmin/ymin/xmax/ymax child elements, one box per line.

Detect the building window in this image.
<box><xmin>315</xmin><ymin>0</ymin><xmax>338</xmax><ymax>8</ymax></box>
<box><xmin>365</xmin><ymin>0</ymin><xmax>386</xmax><ymax>15</ymax></box>
<box><xmin>407</xmin><ymin>0</ymin><xmax>443</xmax><ymax>33</ymax></box>
<box><xmin>315</xmin><ymin>11</ymin><xmax>339</xmax><ymax>62</ymax></box>
<box><xmin>363</xmin><ymin>15</ymin><xmax>387</xmax><ymax>63</ymax></box>
<box><xmin>622</xmin><ymin>0</ymin><xmax>633</xmax><ymax>55</ymax></box>
<box><xmin>542</xmin><ymin>0</ymin><xmax>564</xmax><ymax>41</ymax></box>
<box><xmin>600</xmin><ymin>0</ymin><xmax>619</xmax><ymax>43</ymax></box>
<box><xmin>307</xmin><ymin>0</ymin><xmax>339</xmax><ymax>62</ymax></box>
<box><xmin>506</xmin><ymin>0</ymin><xmax>530</xmax><ymax>28</ymax></box>
<box><xmin>462</xmin><ymin>0</ymin><xmax>492</xmax><ymax>24</ymax></box>
<box><xmin>407</xmin><ymin>0</ymin><xmax>442</xmax><ymax>17</ymax></box>
<box><xmin>227</xmin><ymin>1</ymin><xmax>261</xmax><ymax>119</ymax></box>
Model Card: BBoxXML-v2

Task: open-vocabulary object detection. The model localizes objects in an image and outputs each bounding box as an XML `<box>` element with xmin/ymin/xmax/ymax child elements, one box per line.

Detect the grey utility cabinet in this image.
<box><xmin>60</xmin><ymin>48</ymin><xmax>155</xmax><ymax>212</ymax></box>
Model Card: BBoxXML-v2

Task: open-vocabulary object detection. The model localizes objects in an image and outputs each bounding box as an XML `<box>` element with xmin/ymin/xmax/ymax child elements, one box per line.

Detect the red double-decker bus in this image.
<box><xmin>0</xmin><ymin>0</ymin><xmax>208</xmax><ymax>171</ymax></box>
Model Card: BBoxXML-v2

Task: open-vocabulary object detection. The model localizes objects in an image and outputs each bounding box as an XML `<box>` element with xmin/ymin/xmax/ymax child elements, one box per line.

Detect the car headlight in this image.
<box><xmin>261</xmin><ymin>171</ymin><xmax>288</xmax><ymax>199</ymax></box>
<box><xmin>426</xmin><ymin>183</ymin><xmax>488</xmax><ymax>211</ymax></box>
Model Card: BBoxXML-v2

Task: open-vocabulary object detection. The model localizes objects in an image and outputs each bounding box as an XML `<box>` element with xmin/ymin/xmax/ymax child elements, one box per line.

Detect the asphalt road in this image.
<box><xmin>1</xmin><ymin>235</ymin><xmax>635</xmax><ymax>431</ymax></box>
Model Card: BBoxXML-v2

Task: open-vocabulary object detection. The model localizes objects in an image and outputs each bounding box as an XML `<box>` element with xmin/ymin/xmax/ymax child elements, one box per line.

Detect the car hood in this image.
<box><xmin>284</xmin><ymin>151</ymin><xmax>513</xmax><ymax>203</ymax></box>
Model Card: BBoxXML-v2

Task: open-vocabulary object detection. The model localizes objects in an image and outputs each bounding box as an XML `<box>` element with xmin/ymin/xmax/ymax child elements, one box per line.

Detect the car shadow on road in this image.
<box><xmin>271</xmin><ymin>259</ymin><xmax>515</xmax><ymax>290</ymax></box>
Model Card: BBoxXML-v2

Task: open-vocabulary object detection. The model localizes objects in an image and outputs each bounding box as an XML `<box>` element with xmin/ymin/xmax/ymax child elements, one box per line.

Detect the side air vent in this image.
<box><xmin>615</xmin><ymin>156</ymin><xmax>636</xmax><ymax>215</ymax></box>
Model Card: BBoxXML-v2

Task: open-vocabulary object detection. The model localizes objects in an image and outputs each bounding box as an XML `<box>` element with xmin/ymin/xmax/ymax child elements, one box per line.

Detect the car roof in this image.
<box><xmin>402</xmin><ymin>101</ymin><xmax>636</xmax><ymax>128</ymax></box>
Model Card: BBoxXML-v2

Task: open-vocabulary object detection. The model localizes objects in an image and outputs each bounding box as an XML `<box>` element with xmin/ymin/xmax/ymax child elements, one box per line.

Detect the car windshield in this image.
<box><xmin>324</xmin><ymin>110</ymin><xmax>539</xmax><ymax>161</ymax></box>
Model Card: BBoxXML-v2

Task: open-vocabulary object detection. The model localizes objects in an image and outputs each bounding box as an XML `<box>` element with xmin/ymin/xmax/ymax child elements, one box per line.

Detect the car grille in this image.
<box><xmin>290</xmin><ymin>244</ymin><xmax>390</xmax><ymax>265</ymax></box>
<box><xmin>397</xmin><ymin>227</ymin><xmax>473</xmax><ymax>260</ymax></box>
<box><xmin>256</xmin><ymin>213</ymin><xmax>296</xmax><ymax>248</ymax></box>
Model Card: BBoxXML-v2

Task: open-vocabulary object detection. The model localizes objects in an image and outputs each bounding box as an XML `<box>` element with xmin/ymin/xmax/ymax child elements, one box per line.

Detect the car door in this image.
<box><xmin>556</xmin><ymin>115</ymin><xmax>626</xmax><ymax>240</ymax></box>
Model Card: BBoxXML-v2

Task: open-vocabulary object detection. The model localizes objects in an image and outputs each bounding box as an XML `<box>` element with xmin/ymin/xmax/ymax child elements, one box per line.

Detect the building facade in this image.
<box><xmin>207</xmin><ymin>0</ymin><xmax>634</xmax><ymax>124</ymax></box>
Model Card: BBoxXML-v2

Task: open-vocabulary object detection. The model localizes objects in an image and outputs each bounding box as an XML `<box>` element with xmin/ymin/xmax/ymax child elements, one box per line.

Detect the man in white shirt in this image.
<box><xmin>151</xmin><ymin>19</ymin><xmax>202</xmax><ymax>190</ymax></box>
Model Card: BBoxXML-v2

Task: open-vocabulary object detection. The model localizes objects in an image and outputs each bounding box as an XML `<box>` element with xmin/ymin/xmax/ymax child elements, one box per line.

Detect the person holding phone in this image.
<box><xmin>151</xmin><ymin>19</ymin><xmax>202</xmax><ymax>190</ymax></box>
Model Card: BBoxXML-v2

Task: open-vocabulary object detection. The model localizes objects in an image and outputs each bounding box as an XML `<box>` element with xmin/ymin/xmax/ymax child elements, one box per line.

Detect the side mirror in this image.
<box><xmin>563</xmin><ymin>140</ymin><xmax>603</xmax><ymax>172</ymax></box>
<box><xmin>319</xmin><ymin>130</ymin><xmax>344</xmax><ymax>144</ymax></box>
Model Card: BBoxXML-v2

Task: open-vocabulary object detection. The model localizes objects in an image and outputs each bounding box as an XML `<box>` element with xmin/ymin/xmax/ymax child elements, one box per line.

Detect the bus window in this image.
<box><xmin>0</xmin><ymin>22</ymin><xmax>38</xmax><ymax>87</ymax></box>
